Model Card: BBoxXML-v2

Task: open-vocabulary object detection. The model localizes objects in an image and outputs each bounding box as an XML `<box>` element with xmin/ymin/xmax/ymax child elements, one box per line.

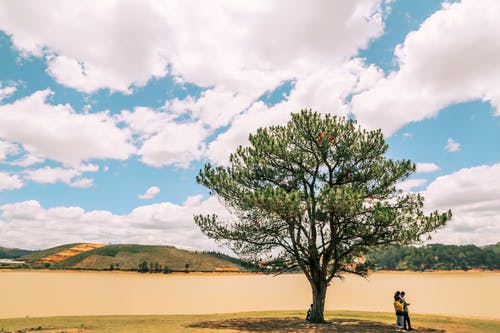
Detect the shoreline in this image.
<box><xmin>1</xmin><ymin>267</ymin><xmax>498</xmax><ymax>275</ymax></box>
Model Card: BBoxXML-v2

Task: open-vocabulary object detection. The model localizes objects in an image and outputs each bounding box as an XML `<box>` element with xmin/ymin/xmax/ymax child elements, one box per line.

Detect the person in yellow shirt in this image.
<box><xmin>394</xmin><ymin>293</ymin><xmax>405</xmax><ymax>330</ymax></box>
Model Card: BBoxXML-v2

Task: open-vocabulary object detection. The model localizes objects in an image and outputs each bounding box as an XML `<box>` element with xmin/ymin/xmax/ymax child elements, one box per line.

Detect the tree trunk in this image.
<box><xmin>308</xmin><ymin>271</ymin><xmax>328</xmax><ymax>323</ymax></box>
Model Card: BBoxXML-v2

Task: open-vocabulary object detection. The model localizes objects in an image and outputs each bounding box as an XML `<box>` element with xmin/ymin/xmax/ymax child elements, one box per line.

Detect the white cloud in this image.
<box><xmin>0</xmin><ymin>1</ymin><xmax>170</xmax><ymax>93</ymax></box>
<box><xmin>0</xmin><ymin>140</ymin><xmax>19</xmax><ymax>161</ymax></box>
<box><xmin>0</xmin><ymin>172</ymin><xmax>23</xmax><ymax>191</ymax></box>
<box><xmin>422</xmin><ymin>163</ymin><xmax>500</xmax><ymax>246</ymax></box>
<box><xmin>0</xmin><ymin>0</ymin><xmax>383</xmax><ymax>95</ymax></box>
<box><xmin>0</xmin><ymin>84</ymin><xmax>16</xmax><ymax>101</ymax></box>
<box><xmin>415</xmin><ymin>162</ymin><xmax>440</xmax><ymax>173</ymax></box>
<box><xmin>445</xmin><ymin>138</ymin><xmax>461</xmax><ymax>152</ymax></box>
<box><xmin>351</xmin><ymin>0</ymin><xmax>500</xmax><ymax>136</ymax></box>
<box><xmin>0</xmin><ymin>90</ymin><xmax>136</xmax><ymax>165</ymax></box>
<box><xmin>0</xmin><ymin>196</ymin><xmax>232</xmax><ymax>251</ymax></box>
<box><xmin>9</xmin><ymin>154</ymin><xmax>45</xmax><ymax>167</ymax></box>
<box><xmin>118</xmin><ymin>107</ymin><xmax>175</xmax><ymax>141</ymax></box>
<box><xmin>119</xmin><ymin>107</ymin><xmax>212</xmax><ymax>167</ymax></box>
<box><xmin>139</xmin><ymin>186</ymin><xmax>161</xmax><ymax>199</ymax></box>
<box><xmin>69</xmin><ymin>178</ymin><xmax>94</xmax><ymax>189</ymax></box>
<box><xmin>0</xmin><ymin>1</ymin><xmax>387</xmax><ymax>170</ymax></box>
<box><xmin>138</xmin><ymin>120</ymin><xmax>208</xmax><ymax>167</ymax></box>
<box><xmin>23</xmin><ymin>164</ymin><xmax>99</xmax><ymax>188</ymax></box>
<box><xmin>396</xmin><ymin>178</ymin><xmax>427</xmax><ymax>192</ymax></box>
<box><xmin>206</xmin><ymin>59</ymin><xmax>382</xmax><ymax>164</ymax></box>
<box><xmin>166</xmin><ymin>87</ymin><xmax>256</xmax><ymax>129</ymax></box>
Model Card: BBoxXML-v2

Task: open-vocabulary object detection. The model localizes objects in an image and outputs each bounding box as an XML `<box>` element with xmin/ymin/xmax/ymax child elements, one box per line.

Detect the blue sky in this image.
<box><xmin>0</xmin><ymin>0</ymin><xmax>499</xmax><ymax>250</ymax></box>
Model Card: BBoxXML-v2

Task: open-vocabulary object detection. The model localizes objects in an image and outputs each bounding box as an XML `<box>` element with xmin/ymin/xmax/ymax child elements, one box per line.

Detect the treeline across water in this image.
<box><xmin>367</xmin><ymin>243</ymin><xmax>500</xmax><ymax>271</ymax></box>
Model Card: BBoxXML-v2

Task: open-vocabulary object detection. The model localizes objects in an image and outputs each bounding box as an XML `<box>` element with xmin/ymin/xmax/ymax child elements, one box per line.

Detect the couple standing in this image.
<box><xmin>393</xmin><ymin>291</ymin><xmax>414</xmax><ymax>331</ymax></box>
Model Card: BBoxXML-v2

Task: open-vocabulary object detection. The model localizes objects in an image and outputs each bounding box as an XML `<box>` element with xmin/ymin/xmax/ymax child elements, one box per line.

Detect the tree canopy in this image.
<box><xmin>195</xmin><ymin>110</ymin><xmax>451</xmax><ymax>323</ymax></box>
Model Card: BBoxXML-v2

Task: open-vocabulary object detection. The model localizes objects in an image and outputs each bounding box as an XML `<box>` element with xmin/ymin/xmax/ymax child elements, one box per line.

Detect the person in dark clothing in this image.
<box><xmin>305</xmin><ymin>304</ymin><xmax>313</xmax><ymax>321</ymax></box>
<box><xmin>400</xmin><ymin>291</ymin><xmax>414</xmax><ymax>331</ymax></box>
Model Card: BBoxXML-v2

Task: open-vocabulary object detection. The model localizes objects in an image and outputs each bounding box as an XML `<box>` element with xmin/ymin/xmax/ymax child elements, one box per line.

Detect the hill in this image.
<box><xmin>0</xmin><ymin>246</ymin><xmax>32</xmax><ymax>259</ymax></box>
<box><xmin>46</xmin><ymin>244</ymin><xmax>247</xmax><ymax>272</ymax></box>
<box><xmin>20</xmin><ymin>243</ymin><xmax>85</xmax><ymax>262</ymax></box>
<box><xmin>367</xmin><ymin>243</ymin><xmax>500</xmax><ymax>271</ymax></box>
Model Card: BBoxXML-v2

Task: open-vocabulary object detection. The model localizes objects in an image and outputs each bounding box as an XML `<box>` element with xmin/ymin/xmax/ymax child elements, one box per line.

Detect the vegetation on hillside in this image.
<box><xmin>367</xmin><ymin>243</ymin><xmax>500</xmax><ymax>271</ymax></box>
<box><xmin>20</xmin><ymin>243</ymin><xmax>83</xmax><ymax>261</ymax></box>
<box><xmin>51</xmin><ymin>244</ymin><xmax>244</xmax><ymax>272</ymax></box>
<box><xmin>0</xmin><ymin>246</ymin><xmax>32</xmax><ymax>259</ymax></box>
<box><xmin>3</xmin><ymin>242</ymin><xmax>499</xmax><ymax>272</ymax></box>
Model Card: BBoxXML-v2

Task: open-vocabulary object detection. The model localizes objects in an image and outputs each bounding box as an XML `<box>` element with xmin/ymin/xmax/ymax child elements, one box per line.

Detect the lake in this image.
<box><xmin>0</xmin><ymin>270</ymin><xmax>498</xmax><ymax>319</ymax></box>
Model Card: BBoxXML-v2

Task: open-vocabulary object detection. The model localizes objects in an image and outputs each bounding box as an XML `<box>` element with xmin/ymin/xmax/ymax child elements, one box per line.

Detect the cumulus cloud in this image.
<box><xmin>0</xmin><ymin>196</ymin><xmax>232</xmax><ymax>251</ymax></box>
<box><xmin>0</xmin><ymin>139</ymin><xmax>19</xmax><ymax>161</ymax></box>
<box><xmin>166</xmin><ymin>87</ymin><xmax>256</xmax><ymax>130</ymax></box>
<box><xmin>0</xmin><ymin>0</ymin><xmax>170</xmax><ymax>93</ymax></box>
<box><xmin>445</xmin><ymin>138</ymin><xmax>461</xmax><ymax>152</ymax></box>
<box><xmin>396</xmin><ymin>178</ymin><xmax>427</xmax><ymax>193</ymax></box>
<box><xmin>0</xmin><ymin>1</ymin><xmax>387</xmax><ymax>169</ymax></box>
<box><xmin>422</xmin><ymin>163</ymin><xmax>500</xmax><ymax>245</ymax></box>
<box><xmin>23</xmin><ymin>164</ymin><xmax>98</xmax><ymax>188</ymax></box>
<box><xmin>139</xmin><ymin>186</ymin><xmax>160</xmax><ymax>199</ymax></box>
<box><xmin>0</xmin><ymin>84</ymin><xmax>16</xmax><ymax>101</ymax></box>
<box><xmin>352</xmin><ymin>0</ymin><xmax>500</xmax><ymax>135</ymax></box>
<box><xmin>415</xmin><ymin>162</ymin><xmax>440</xmax><ymax>174</ymax></box>
<box><xmin>0</xmin><ymin>89</ymin><xmax>135</xmax><ymax>165</ymax></box>
<box><xmin>9</xmin><ymin>154</ymin><xmax>45</xmax><ymax>167</ymax></box>
<box><xmin>138</xmin><ymin>120</ymin><xmax>208</xmax><ymax>167</ymax></box>
<box><xmin>206</xmin><ymin>59</ymin><xmax>383</xmax><ymax>164</ymax></box>
<box><xmin>0</xmin><ymin>0</ymin><xmax>383</xmax><ymax>94</ymax></box>
<box><xmin>0</xmin><ymin>172</ymin><xmax>23</xmax><ymax>191</ymax></box>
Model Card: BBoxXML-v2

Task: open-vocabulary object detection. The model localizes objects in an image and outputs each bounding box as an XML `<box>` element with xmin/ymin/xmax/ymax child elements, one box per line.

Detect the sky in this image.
<box><xmin>0</xmin><ymin>0</ymin><xmax>499</xmax><ymax>251</ymax></box>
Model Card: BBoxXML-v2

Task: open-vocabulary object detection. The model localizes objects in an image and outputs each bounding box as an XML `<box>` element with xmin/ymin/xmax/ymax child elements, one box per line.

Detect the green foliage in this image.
<box><xmin>195</xmin><ymin>110</ymin><xmax>451</xmax><ymax>279</ymax></box>
<box><xmin>0</xmin><ymin>246</ymin><xmax>32</xmax><ymax>259</ymax></box>
<box><xmin>138</xmin><ymin>260</ymin><xmax>149</xmax><ymax>273</ymax></box>
<box><xmin>368</xmin><ymin>243</ymin><xmax>500</xmax><ymax>271</ymax></box>
<box><xmin>195</xmin><ymin>110</ymin><xmax>452</xmax><ymax>322</ymax></box>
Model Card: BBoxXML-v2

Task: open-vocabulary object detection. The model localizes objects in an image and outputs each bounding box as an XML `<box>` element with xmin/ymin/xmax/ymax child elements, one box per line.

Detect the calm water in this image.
<box><xmin>0</xmin><ymin>270</ymin><xmax>498</xmax><ymax>319</ymax></box>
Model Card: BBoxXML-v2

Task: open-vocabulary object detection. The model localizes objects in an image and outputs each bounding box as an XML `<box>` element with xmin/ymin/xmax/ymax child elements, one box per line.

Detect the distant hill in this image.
<box><xmin>0</xmin><ymin>246</ymin><xmax>32</xmax><ymax>259</ymax></box>
<box><xmin>22</xmin><ymin>243</ymin><xmax>248</xmax><ymax>272</ymax></box>
<box><xmin>483</xmin><ymin>242</ymin><xmax>500</xmax><ymax>254</ymax></box>
<box><xmin>367</xmin><ymin>243</ymin><xmax>500</xmax><ymax>271</ymax></box>
<box><xmin>20</xmin><ymin>243</ymin><xmax>84</xmax><ymax>262</ymax></box>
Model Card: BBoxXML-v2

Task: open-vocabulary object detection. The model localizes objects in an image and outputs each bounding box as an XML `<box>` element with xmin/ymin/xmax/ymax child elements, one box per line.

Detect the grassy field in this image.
<box><xmin>1</xmin><ymin>311</ymin><xmax>498</xmax><ymax>333</ymax></box>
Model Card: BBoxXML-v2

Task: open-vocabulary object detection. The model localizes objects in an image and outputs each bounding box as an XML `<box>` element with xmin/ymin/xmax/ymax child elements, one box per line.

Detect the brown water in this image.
<box><xmin>0</xmin><ymin>270</ymin><xmax>498</xmax><ymax>319</ymax></box>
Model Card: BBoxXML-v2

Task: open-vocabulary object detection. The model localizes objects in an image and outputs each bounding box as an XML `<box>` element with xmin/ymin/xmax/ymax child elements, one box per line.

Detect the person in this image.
<box><xmin>400</xmin><ymin>291</ymin><xmax>414</xmax><ymax>331</ymax></box>
<box><xmin>305</xmin><ymin>304</ymin><xmax>313</xmax><ymax>322</ymax></box>
<box><xmin>393</xmin><ymin>293</ymin><xmax>405</xmax><ymax>331</ymax></box>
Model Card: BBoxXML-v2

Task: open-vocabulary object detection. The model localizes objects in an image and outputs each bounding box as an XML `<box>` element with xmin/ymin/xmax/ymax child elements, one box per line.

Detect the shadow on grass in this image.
<box><xmin>188</xmin><ymin>317</ymin><xmax>446</xmax><ymax>333</ymax></box>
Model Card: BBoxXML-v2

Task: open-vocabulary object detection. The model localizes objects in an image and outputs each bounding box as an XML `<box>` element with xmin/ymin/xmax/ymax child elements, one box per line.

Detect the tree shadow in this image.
<box><xmin>188</xmin><ymin>317</ymin><xmax>446</xmax><ymax>333</ymax></box>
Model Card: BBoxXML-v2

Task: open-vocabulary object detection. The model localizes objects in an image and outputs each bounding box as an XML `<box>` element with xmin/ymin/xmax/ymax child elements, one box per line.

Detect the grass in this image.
<box><xmin>0</xmin><ymin>311</ymin><xmax>498</xmax><ymax>333</ymax></box>
<box><xmin>20</xmin><ymin>244</ymin><xmax>82</xmax><ymax>261</ymax></box>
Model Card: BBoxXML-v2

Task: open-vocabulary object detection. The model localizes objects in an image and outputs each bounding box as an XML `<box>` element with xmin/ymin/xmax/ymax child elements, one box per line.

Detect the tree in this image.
<box><xmin>138</xmin><ymin>260</ymin><xmax>149</xmax><ymax>273</ymax></box>
<box><xmin>194</xmin><ymin>110</ymin><xmax>451</xmax><ymax>323</ymax></box>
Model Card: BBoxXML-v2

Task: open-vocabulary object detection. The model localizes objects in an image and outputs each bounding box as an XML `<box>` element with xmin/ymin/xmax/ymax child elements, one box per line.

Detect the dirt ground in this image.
<box><xmin>188</xmin><ymin>317</ymin><xmax>444</xmax><ymax>333</ymax></box>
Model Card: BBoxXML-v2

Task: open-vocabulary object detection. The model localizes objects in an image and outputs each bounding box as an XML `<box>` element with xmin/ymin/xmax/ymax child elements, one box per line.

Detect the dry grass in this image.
<box><xmin>0</xmin><ymin>311</ymin><xmax>498</xmax><ymax>333</ymax></box>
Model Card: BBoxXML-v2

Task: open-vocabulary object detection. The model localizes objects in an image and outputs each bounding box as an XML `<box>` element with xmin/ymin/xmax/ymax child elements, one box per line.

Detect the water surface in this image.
<box><xmin>0</xmin><ymin>270</ymin><xmax>498</xmax><ymax>319</ymax></box>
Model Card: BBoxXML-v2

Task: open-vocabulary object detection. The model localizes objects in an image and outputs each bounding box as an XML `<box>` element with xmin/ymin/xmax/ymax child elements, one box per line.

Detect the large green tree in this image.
<box><xmin>195</xmin><ymin>110</ymin><xmax>451</xmax><ymax>323</ymax></box>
